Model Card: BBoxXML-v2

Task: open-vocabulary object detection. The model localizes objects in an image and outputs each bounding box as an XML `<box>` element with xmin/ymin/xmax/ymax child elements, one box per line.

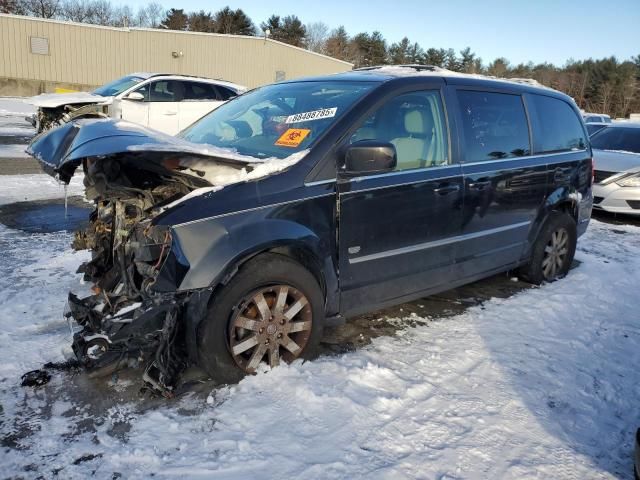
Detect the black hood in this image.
<box><xmin>26</xmin><ymin>118</ymin><xmax>243</xmax><ymax>183</ymax></box>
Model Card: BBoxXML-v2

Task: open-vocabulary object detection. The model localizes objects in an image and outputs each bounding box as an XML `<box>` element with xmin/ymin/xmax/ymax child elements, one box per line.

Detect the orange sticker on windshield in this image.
<box><xmin>275</xmin><ymin>128</ymin><xmax>310</xmax><ymax>147</ymax></box>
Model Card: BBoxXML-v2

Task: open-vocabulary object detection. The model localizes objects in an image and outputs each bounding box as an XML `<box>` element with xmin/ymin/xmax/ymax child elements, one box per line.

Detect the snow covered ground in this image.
<box><xmin>0</xmin><ymin>173</ymin><xmax>639</xmax><ymax>479</ymax></box>
<box><xmin>0</xmin><ymin>97</ymin><xmax>35</xmax><ymax>159</ymax></box>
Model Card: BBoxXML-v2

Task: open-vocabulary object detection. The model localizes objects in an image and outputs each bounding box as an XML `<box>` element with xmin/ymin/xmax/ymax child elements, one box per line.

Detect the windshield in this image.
<box><xmin>180</xmin><ymin>81</ymin><xmax>376</xmax><ymax>159</ymax></box>
<box><xmin>591</xmin><ymin>127</ymin><xmax>640</xmax><ymax>154</ymax></box>
<box><xmin>93</xmin><ymin>75</ymin><xmax>146</xmax><ymax>97</ymax></box>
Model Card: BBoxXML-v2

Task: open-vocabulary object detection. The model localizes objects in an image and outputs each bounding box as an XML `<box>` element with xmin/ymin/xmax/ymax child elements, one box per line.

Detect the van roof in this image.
<box><xmin>286</xmin><ymin>64</ymin><xmax>572</xmax><ymax>102</ymax></box>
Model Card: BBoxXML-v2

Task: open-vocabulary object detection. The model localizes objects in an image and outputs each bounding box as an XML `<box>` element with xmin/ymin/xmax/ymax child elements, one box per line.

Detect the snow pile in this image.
<box><xmin>25</xmin><ymin>92</ymin><xmax>111</xmax><ymax>108</ymax></box>
<box><xmin>180</xmin><ymin>148</ymin><xmax>309</xmax><ymax>184</ymax></box>
<box><xmin>161</xmin><ymin>149</ymin><xmax>309</xmax><ymax>210</ymax></box>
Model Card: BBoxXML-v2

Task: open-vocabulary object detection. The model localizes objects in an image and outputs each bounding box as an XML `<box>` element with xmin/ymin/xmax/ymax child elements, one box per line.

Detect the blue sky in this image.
<box><xmin>131</xmin><ymin>0</ymin><xmax>639</xmax><ymax>66</ymax></box>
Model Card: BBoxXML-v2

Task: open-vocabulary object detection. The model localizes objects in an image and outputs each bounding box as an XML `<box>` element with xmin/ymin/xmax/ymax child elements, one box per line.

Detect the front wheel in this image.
<box><xmin>197</xmin><ymin>253</ymin><xmax>324</xmax><ymax>384</ymax></box>
<box><xmin>519</xmin><ymin>211</ymin><xmax>577</xmax><ymax>285</ymax></box>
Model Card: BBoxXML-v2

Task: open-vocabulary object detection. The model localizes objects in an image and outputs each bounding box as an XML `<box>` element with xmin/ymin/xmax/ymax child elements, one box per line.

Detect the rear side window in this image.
<box><xmin>216</xmin><ymin>86</ymin><xmax>237</xmax><ymax>101</ymax></box>
<box><xmin>457</xmin><ymin>90</ymin><xmax>530</xmax><ymax>162</ymax></box>
<box><xmin>527</xmin><ymin>95</ymin><xmax>587</xmax><ymax>153</ymax></box>
<box><xmin>182</xmin><ymin>81</ymin><xmax>219</xmax><ymax>101</ymax></box>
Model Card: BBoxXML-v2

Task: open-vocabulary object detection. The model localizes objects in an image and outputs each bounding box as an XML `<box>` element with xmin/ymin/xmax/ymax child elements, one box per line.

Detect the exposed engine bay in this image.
<box><xmin>63</xmin><ymin>155</ymin><xmax>213</xmax><ymax>396</ymax></box>
<box><xmin>31</xmin><ymin>103</ymin><xmax>109</xmax><ymax>133</ymax></box>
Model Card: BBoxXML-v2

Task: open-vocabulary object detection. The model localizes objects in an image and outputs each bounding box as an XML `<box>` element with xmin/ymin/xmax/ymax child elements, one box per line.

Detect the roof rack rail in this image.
<box><xmin>354</xmin><ymin>64</ymin><xmax>446</xmax><ymax>72</ymax></box>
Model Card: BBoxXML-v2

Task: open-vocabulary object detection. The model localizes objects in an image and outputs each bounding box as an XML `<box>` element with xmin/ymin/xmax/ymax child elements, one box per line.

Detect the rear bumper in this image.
<box><xmin>592</xmin><ymin>183</ymin><xmax>640</xmax><ymax>216</ymax></box>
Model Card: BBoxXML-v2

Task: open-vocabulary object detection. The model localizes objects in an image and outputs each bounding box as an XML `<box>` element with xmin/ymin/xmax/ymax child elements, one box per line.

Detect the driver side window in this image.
<box><xmin>350</xmin><ymin>90</ymin><xmax>449</xmax><ymax>171</ymax></box>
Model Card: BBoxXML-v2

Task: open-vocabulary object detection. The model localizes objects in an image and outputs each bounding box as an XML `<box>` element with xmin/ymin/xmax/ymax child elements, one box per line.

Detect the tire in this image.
<box><xmin>519</xmin><ymin>211</ymin><xmax>577</xmax><ymax>285</ymax></box>
<box><xmin>197</xmin><ymin>253</ymin><xmax>325</xmax><ymax>384</ymax></box>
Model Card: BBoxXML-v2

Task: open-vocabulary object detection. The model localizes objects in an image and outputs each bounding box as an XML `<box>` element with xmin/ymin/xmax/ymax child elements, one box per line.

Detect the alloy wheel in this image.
<box><xmin>542</xmin><ymin>228</ymin><xmax>569</xmax><ymax>280</ymax></box>
<box><xmin>228</xmin><ymin>285</ymin><xmax>313</xmax><ymax>373</ymax></box>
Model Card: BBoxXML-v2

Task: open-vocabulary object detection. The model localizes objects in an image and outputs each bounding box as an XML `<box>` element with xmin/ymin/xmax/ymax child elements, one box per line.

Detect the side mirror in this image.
<box><xmin>342</xmin><ymin>140</ymin><xmax>397</xmax><ymax>176</ymax></box>
<box><xmin>125</xmin><ymin>91</ymin><xmax>145</xmax><ymax>101</ymax></box>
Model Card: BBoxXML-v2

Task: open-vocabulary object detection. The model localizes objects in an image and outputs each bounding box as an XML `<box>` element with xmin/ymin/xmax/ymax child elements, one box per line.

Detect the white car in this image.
<box><xmin>26</xmin><ymin>73</ymin><xmax>247</xmax><ymax>135</ymax></box>
<box><xmin>591</xmin><ymin>123</ymin><xmax>640</xmax><ymax>215</ymax></box>
<box><xmin>583</xmin><ymin>112</ymin><xmax>612</xmax><ymax>124</ymax></box>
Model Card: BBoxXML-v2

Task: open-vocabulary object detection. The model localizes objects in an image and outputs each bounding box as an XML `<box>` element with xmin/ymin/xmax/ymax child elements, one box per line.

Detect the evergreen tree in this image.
<box><xmin>423</xmin><ymin>48</ymin><xmax>447</xmax><ymax>67</ymax></box>
<box><xmin>389</xmin><ymin>37</ymin><xmax>411</xmax><ymax>64</ymax></box>
<box><xmin>213</xmin><ymin>7</ymin><xmax>255</xmax><ymax>36</ymax></box>
<box><xmin>188</xmin><ymin>10</ymin><xmax>214</xmax><ymax>32</ymax></box>
<box><xmin>325</xmin><ymin>26</ymin><xmax>350</xmax><ymax>61</ymax></box>
<box><xmin>161</xmin><ymin>8</ymin><xmax>188</xmax><ymax>31</ymax></box>
<box><xmin>279</xmin><ymin>15</ymin><xmax>306</xmax><ymax>47</ymax></box>
<box><xmin>459</xmin><ymin>47</ymin><xmax>479</xmax><ymax>73</ymax></box>
<box><xmin>261</xmin><ymin>14</ymin><xmax>306</xmax><ymax>47</ymax></box>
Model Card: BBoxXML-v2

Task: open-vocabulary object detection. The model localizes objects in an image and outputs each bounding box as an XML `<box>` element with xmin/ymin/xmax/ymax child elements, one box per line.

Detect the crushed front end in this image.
<box><xmin>63</xmin><ymin>155</ymin><xmax>211</xmax><ymax>395</ymax></box>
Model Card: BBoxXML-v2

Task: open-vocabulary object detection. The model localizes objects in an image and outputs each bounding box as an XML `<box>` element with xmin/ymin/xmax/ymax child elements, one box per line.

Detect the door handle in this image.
<box><xmin>433</xmin><ymin>184</ymin><xmax>461</xmax><ymax>195</ymax></box>
<box><xmin>468</xmin><ymin>180</ymin><xmax>492</xmax><ymax>190</ymax></box>
<box><xmin>164</xmin><ymin>111</ymin><xmax>177</xmax><ymax>116</ymax></box>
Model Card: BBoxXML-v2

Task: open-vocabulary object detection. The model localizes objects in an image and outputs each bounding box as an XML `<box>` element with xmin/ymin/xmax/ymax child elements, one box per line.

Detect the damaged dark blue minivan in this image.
<box><xmin>28</xmin><ymin>65</ymin><xmax>593</xmax><ymax>393</ymax></box>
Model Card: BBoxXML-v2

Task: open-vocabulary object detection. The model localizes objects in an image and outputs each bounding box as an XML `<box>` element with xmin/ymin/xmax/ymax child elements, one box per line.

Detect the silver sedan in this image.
<box><xmin>591</xmin><ymin>123</ymin><xmax>640</xmax><ymax>216</ymax></box>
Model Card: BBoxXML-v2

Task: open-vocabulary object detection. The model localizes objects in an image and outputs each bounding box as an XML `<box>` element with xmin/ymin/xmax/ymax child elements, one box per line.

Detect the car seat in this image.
<box><xmin>391</xmin><ymin>109</ymin><xmax>435</xmax><ymax>169</ymax></box>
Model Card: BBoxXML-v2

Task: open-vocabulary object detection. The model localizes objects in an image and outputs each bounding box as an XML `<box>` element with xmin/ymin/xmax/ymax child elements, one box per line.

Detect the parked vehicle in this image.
<box><xmin>583</xmin><ymin>113</ymin><xmax>612</xmax><ymax>124</ymax></box>
<box><xmin>26</xmin><ymin>73</ymin><xmax>247</xmax><ymax>135</ymax></box>
<box><xmin>27</xmin><ymin>65</ymin><xmax>593</xmax><ymax>393</ymax></box>
<box><xmin>591</xmin><ymin>123</ymin><xmax>640</xmax><ymax>215</ymax></box>
<box><xmin>586</xmin><ymin>122</ymin><xmax>609</xmax><ymax>136</ymax></box>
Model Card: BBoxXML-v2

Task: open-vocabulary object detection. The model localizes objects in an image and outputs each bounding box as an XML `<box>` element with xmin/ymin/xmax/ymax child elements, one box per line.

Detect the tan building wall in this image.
<box><xmin>0</xmin><ymin>14</ymin><xmax>352</xmax><ymax>95</ymax></box>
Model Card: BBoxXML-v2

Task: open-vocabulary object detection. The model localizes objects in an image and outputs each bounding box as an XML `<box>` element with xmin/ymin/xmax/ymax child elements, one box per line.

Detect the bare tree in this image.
<box><xmin>305</xmin><ymin>21</ymin><xmax>328</xmax><ymax>53</ymax></box>
<box><xmin>144</xmin><ymin>2</ymin><xmax>162</xmax><ymax>28</ymax></box>
<box><xmin>111</xmin><ymin>4</ymin><xmax>132</xmax><ymax>26</ymax></box>
<box><xmin>135</xmin><ymin>6</ymin><xmax>148</xmax><ymax>27</ymax></box>
<box><xmin>61</xmin><ymin>0</ymin><xmax>92</xmax><ymax>22</ymax></box>
<box><xmin>23</xmin><ymin>0</ymin><xmax>60</xmax><ymax>18</ymax></box>
<box><xmin>89</xmin><ymin>0</ymin><xmax>112</xmax><ymax>25</ymax></box>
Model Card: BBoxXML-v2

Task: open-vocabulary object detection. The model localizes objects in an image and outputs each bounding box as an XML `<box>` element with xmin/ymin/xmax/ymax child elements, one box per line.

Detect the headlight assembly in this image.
<box><xmin>616</xmin><ymin>174</ymin><xmax>640</xmax><ymax>187</ymax></box>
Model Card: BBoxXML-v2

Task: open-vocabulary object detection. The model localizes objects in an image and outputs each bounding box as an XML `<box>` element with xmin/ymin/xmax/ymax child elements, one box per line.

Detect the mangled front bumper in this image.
<box><xmin>67</xmin><ymin>292</ymin><xmax>185</xmax><ymax>390</ymax></box>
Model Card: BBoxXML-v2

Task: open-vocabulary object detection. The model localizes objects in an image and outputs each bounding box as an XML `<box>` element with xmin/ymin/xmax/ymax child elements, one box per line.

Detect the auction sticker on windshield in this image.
<box><xmin>275</xmin><ymin>128</ymin><xmax>311</xmax><ymax>147</ymax></box>
<box><xmin>286</xmin><ymin>107</ymin><xmax>337</xmax><ymax>124</ymax></box>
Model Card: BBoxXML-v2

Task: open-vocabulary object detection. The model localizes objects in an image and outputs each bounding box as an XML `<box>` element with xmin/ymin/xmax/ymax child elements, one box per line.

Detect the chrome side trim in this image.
<box><xmin>349</xmin><ymin>163</ymin><xmax>456</xmax><ymax>183</ymax></box>
<box><xmin>304</xmin><ymin>179</ymin><xmax>335</xmax><ymax>187</ymax></box>
<box><xmin>341</xmin><ymin>174</ymin><xmax>462</xmax><ymax>195</ymax></box>
<box><xmin>349</xmin><ymin>220</ymin><xmax>531</xmax><ymax>264</ymax></box>
<box><xmin>173</xmin><ymin>192</ymin><xmax>335</xmax><ymax>228</ymax></box>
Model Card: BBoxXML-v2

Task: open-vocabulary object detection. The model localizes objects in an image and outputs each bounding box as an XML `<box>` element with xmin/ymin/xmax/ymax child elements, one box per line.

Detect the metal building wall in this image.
<box><xmin>0</xmin><ymin>14</ymin><xmax>353</xmax><ymax>92</ymax></box>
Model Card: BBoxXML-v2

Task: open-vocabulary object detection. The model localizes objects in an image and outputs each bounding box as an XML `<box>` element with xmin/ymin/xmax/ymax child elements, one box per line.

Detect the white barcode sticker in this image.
<box><xmin>286</xmin><ymin>107</ymin><xmax>337</xmax><ymax>124</ymax></box>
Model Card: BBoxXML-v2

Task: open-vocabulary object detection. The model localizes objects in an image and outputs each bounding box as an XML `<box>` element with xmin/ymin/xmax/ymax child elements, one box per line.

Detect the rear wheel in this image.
<box><xmin>519</xmin><ymin>211</ymin><xmax>577</xmax><ymax>284</ymax></box>
<box><xmin>197</xmin><ymin>253</ymin><xmax>324</xmax><ymax>384</ymax></box>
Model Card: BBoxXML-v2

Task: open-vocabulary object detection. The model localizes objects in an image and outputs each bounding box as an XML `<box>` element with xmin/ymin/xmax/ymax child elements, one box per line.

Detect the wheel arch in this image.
<box><xmin>522</xmin><ymin>194</ymin><xmax>578</xmax><ymax>262</ymax></box>
<box><xmin>176</xmin><ymin>219</ymin><xmax>337</xmax><ymax>364</ymax></box>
